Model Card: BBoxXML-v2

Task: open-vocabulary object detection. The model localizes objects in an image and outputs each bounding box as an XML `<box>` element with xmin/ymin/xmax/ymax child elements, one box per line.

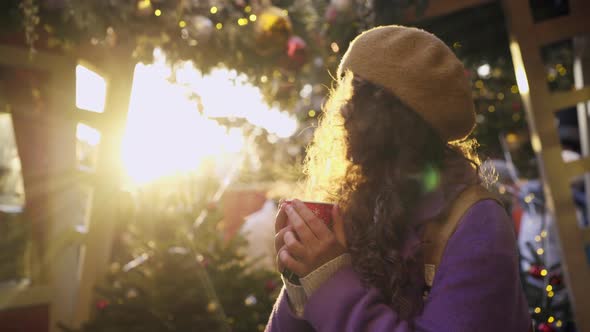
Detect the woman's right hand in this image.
<box><xmin>274</xmin><ymin>201</ymin><xmax>293</xmax><ymax>273</ymax></box>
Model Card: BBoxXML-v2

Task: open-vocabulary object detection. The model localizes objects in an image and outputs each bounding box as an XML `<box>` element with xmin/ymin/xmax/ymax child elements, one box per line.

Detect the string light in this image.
<box><xmin>330</xmin><ymin>42</ymin><xmax>339</xmax><ymax>53</ymax></box>
<box><xmin>137</xmin><ymin>0</ymin><xmax>151</xmax><ymax>11</ymax></box>
<box><xmin>548</xmin><ymin>316</ymin><xmax>555</xmax><ymax>323</ymax></box>
<box><xmin>216</xmin><ymin>23</ymin><xmax>223</xmax><ymax>30</ymax></box>
<box><xmin>535</xmin><ymin>235</ymin><xmax>542</xmax><ymax>242</ymax></box>
<box><xmin>179</xmin><ymin>20</ymin><xmax>186</xmax><ymax>28</ymax></box>
<box><xmin>510</xmin><ymin>85</ymin><xmax>519</xmax><ymax>94</ymax></box>
<box><xmin>541</xmin><ymin>230</ymin><xmax>547</xmax><ymax>238</ymax></box>
<box><xmin>548</xmin><ymin>291</ymin><xmax>554</xmax><ymax>298</ymax></box>
<box><xmin>556</xmin><ymin>320</ymin><xmax>563</xmax><ymax>327</ymax></box>
<box><xmin>260</xmin><ymin>75</ymin><xmax>268</xmax><ymax>83</ymax></box>
<box><xmin>488</xmin><ymin>105</ymin><xmax>496</xmax><ymax>113</ymax></box>
<box><xmin>524</xmin><ymin>193</ymin><xmax>535</xmax><ymax>203</ymax></box>
<box><xmin>546</xmin><ymin>285</ymin><xmax>553</xmax><ymax>292</ymax></box>
<box><xmin>210</xmin><ymin>6</ymin><xmax>218</xmax><ymax>14</ymax></box>
<box><xmin>308</xmin><ymin>110</ymin><xmax>316</xmax><ymax>117</ymax></box>
<box><xmin>477</xmin><ymin>63</ymin><xmax>491</xmax><ymax>78</ymax></box>
<box><xmin>249</xmin><ymin>14</ymin><xmax>257</xmax><ymax>22</ymax></box>
<box><xmin>534</xmin><ymin>307</ymin><xmax>541</xmax><ymax>314</ymax></box>
<box><xmin>497</xmin><ymin>92</ymin><xmax>504</xmax><ymax>100</ymax></box>
<box><xmin>540</xmin><ymin>269</ymin><xmax>548</xmax><ymax>276</ymax></box>
<box><xmin>506</xmin><ymin>133</ymin><xmax>518</xmax><ymax>144</ymax></box>
<box><xmin>537</xmin><ymin>248</ymin><xmax>544</xmax><ymax>255</ymax></box>
<box><xmin>475</xmin><ymin>80</ymin><xmax>484</xmax><ymax>89</ymax></box>
<box><xmin>245</xmin><ymin>6</ymin><xmax>252</xmax><ymax>13</ymax></box>
<box><xmin>238</xmin><ymin>18</ymin><xmax>248</xmax><ymax>26</ymax></box>
<box><xmin>512</xmin><ymin>113</ymin><xmax>521</xmax><ymax>122</ymax></box>
<box><xmin>154</xmin><ymin>9</ymin><xmax>161</xmax><ymax>16</ymax></box>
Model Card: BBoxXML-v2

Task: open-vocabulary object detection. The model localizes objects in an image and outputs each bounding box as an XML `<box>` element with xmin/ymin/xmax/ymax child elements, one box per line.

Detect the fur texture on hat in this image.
<box><xmin>338</xmin><ymin>25</ymin><xmax>475</xmax><ymax>141</ymax></box>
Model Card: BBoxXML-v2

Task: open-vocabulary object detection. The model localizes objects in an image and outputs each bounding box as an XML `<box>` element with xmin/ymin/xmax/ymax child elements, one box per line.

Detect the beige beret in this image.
<box><xmin>337</xmin><ymin>25</ymin><xmax>476</xmax><ymax>142</ymax></box>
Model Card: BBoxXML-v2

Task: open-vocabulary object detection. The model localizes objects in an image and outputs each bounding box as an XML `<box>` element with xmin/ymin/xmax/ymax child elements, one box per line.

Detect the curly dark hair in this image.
<box><xmin>303</xmin><ymin>72</ymin><xmax>483</xmax><ymax>321</ymax></box>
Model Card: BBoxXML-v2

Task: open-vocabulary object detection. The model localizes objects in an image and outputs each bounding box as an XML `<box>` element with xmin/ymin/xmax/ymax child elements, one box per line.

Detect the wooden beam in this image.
<box><xmin>567</xmin><ymin>157</ymin><xmax>590</xmax><ymax>177</ymax></box>
<box><xmin>71</xmin><ymin>110</ymin><xmax>110</xmax><ymax>130</ymax></box>
<box><xmin>424</xmin><ymin>0</ymin><xmax>494</xmax><ymax>18</ymax></box>
<box><xmin>535</xmin><ymin>14</ymin><xmax>590</xmax><ymax>45</ymax></box>
<box><xmin>404</xmin><ymin>0</ymin><xmax>495</xmax><ymax>22</ymax></box>
<box><xmin>0</xmin><ymin>45</ymin><xmax>73</xmax><ymax>74</ymax></box>
<box><xmin>550</xmin><ymin>86</ymin><xmax>590</xmax><ymax>110</ymax></box>
<box><xmin>0</xmin><ymin>285</ymin><xmax>51</xmax><ymax>310</ymax></box>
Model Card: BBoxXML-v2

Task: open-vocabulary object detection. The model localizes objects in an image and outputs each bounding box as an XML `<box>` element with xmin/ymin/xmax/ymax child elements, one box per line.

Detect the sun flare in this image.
<box><xmin>76</xmin><ymin>50</ymin><xmax>297</xmax><ymax>185</ymax></box>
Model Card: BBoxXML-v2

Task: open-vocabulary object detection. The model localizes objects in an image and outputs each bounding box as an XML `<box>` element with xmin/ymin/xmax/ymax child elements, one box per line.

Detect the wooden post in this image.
<box><xmin>72</xmin><ymin>48</ymin><xmax>135</xmax><ymax>327</ymax></box>
<box><xmin>0</xmin><ymin>45</ymin><xmax>79</xmax><ymax>332</ymax></box>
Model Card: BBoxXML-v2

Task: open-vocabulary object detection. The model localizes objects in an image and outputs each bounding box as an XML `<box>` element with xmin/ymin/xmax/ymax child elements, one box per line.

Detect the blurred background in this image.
<box><xmin>0</xmin><ymin>0</ymin><xmax>589</xmax><ymax>331</ymax></box>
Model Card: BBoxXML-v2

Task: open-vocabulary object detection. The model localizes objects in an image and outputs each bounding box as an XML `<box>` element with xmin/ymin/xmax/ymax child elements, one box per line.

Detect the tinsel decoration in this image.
<box><xmin>19</xmin><ymin>0</ymin><xmax>40</xmax><ymax>57</ymax></box>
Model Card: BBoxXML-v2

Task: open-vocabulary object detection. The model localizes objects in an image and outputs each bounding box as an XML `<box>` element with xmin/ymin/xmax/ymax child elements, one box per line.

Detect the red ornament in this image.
<box><xmin>96</xmin><ymin>299</ymin><xmax>109</xmax><ymax>310</ymax></box>
<box><xmin>550</xmin><ymin>275</ymin><xmax>562</xmax><ymax>286</ymax></box>
<box><xmin>512</xmin><ymin>101</ymin><xmax>521</xmax><ymax>111</ymax></box>
<box><xmin>528</xmin><ymin>264</ymin><xmax>543</xmax><ymax>279</ymax></box>
<box><xmin>287</xmin><ymin>36</ymin><xmax>307</xmax><ymax>68</ymax></box>
<box><xmin>324</xmin><ymin>5</ymin><xmax>338</xmax><ymax>24</ymax></box>
<box><xmin>537</xmin><ymin>322</ymin><xmax>555</xmax><ymax>332</ymax></box>
<box><xmin>265</xmin><ymin>279</ymin><xmax>278</xmax><ymax>292</ymax></box>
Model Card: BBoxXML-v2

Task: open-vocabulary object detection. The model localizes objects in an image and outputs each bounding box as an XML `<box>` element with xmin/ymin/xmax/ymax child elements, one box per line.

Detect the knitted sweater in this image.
<box><xmin>265</xmin><ymin>200</ymin><xmax>531</xmax><ymax>332</ymax></box>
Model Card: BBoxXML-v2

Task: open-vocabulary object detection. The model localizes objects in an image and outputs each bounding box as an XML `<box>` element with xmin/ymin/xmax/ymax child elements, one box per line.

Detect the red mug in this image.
<box><xmin>283</xmin><ymin>200</ymin><xmax>334</xmax><ymax>227</ymax></box>
<box><xmin>281</xmin><ymin>200</ymin><xmax>334</xmax><ymax>284</ymax></box>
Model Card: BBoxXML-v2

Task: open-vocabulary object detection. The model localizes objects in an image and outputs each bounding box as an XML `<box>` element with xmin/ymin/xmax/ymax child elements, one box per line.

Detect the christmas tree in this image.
<box><xmin>60</xmin><ymin>176</ymin><xmax>280</xmax><ymax>332</ymax></box>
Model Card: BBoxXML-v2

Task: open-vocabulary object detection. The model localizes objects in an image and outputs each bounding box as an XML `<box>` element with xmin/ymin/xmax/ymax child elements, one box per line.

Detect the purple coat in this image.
<box><xmin>265</xmin><ymin>200</ymin><xmax>531</xmax><ymax>331</ymax></box>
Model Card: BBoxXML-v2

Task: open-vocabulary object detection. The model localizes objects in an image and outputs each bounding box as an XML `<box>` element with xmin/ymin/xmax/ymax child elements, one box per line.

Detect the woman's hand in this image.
<box><xmin>274</xmin><ymin>201</ymin><xmax>292</xmax><ymax>273</ymax></box>
<box><xmin>277</xmin><ymin>199</ymin><xmax>347</xmax><ymax>278</ymax></box>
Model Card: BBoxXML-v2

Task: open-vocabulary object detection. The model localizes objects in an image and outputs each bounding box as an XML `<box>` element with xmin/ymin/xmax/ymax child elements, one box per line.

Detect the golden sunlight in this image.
<box><xmin>76</xmin><ymin>65</ymin><xmax>107</xmax><ymax>113</ymax></box>
<box><xmin>76</xmin><ymin>123</ymin><xmax>101</xmax><ymax>146</ymax></box>
<box><xmin>119</xmin><ymin>49</ymin><xmax>297</xmax><ymax>185</ymax></box>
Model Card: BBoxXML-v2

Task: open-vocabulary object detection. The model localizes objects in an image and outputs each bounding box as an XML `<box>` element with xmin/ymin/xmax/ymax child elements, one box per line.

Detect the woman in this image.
<box><xmin>266</xmin><ymin>26</ymin><xmax>531</xmax><ymax>331</ymax></box>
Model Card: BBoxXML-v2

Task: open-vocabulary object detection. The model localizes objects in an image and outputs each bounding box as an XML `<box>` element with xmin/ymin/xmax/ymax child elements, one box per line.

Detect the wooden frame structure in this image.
<box><xmin>0</xmin><ymin>44</ymin><xmax>135</xmax><ymax>331</ymax></box>
<box><xmin>502</xmin><ymin>1</ymin><xmax>590</xmax><ymax>331</ymax></box>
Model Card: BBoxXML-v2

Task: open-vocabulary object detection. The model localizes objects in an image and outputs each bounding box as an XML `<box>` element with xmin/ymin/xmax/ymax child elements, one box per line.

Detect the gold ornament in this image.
<box><xmin>136</xmin><ymin>0</ymin><xmax>153</xmax><ymax>16</ymax></box>
<box><xmin>254</xmin><ymin>6</ymin><xmax>292</xmax><ymax>56</ymax></box>
<box><xmin>187</xmin><ymin>15</ymin><xmax>214</xmax><ymax>43</ymax></box>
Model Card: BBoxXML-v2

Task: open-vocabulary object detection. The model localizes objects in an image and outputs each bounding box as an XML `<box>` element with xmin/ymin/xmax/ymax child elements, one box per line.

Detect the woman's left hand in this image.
<box><xmin>278</xmin><ymin>199</ymin><xmax>347</xmax><ymax>278</ymax></box>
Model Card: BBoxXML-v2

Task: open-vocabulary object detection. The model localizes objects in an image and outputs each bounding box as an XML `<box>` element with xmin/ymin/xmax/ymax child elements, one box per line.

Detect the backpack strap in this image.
<box><xmin>422</xmin><ymin>185</ymin><xmax>502</xmax><ymax>287</ymax></box>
